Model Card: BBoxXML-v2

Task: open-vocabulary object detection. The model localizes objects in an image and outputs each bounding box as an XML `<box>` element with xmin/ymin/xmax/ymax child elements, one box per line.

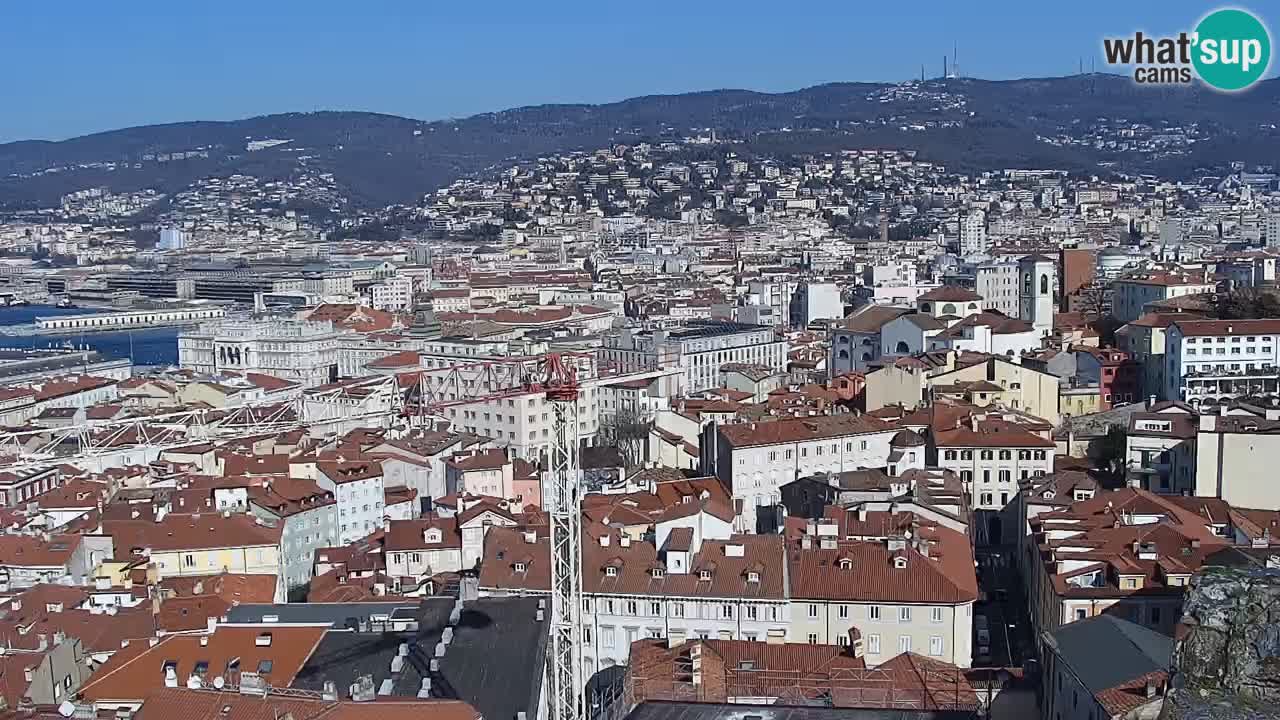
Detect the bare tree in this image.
<box><xmin>598</xmin><ymin>407</ymin><xmax>652</xmax><ymax>469</ymax></box>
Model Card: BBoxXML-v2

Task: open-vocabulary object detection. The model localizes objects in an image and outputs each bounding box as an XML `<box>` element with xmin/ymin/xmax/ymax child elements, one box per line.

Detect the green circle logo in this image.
<box><xmin>1192</xmin><ymin>8</ymin><xmax>1272</xmax><ymax>91</ymax></box>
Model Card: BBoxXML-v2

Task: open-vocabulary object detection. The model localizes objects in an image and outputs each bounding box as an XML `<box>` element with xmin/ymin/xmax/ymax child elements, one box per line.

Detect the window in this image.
<box><xmin>930</xmin><ymin>607</ymin><xmax>944</xmax><ymax>623</ymax></box>
<box><xmin>999</xmin><ymin>470</ymin><xmax>1011</xmax><ymax>483</ymax></box>
<box><xmin>898</xmin><ymin>635</ymin><xmax>911</xmax><ymax>653</ymax></box>
<box><xmin>980</xmin><ymin>450</ymin><xmax>993</xmax><ymax>460</ymax></box>
<box><xmin>982</xmin><ymin>469</ymin><xmax>991</xmax><ymax>483</ymax></box>
<box><xmin>899</xmin><ymin>606</ymin><xmax>911</xmax><ymax>623</ymax></box>
<box><xmin>605</xmin><ymin>567</ymin><xmax>618</xmax><ymax>577</ymax></box>
<box><xmin>673</xmin><ymin>603</ymin><xmax>685</xmax><ymax>618</ymax></box>
<box><xmin>746</xmin><ymin>605</ymin><xmax>758</xmax><ymax>620</ymax></box>
<box><xmin>808</xmin><ymin>604</ymin><xmax>818</xmax><ymax>618</ymax></box>
<box><xmin>869</xmin><ymin>605</ymin><xmax>881</xmax><ymax>621</ymax></box>
<box><xmin>602</xmin><ymin>628</ymin><xmax>615</xmax><ymax>648</ymax></box>
<box><xmin>838</xmin><ymin>605</ymin><xmax>849</xmax><ymax>619</ymax></box>
<box><xmin>1150</xmin><ymin>607</ymin><xmax>1162</xmax><ymax>625</ymax></box>
<box><xmin>944</xmin><ymin>450</ymin><xmax>957</xmax><ymax>461</ymax></box>
<box><xmin>722</xmin><ymin>604</ymin><xmax>734</xmax><ymax>619</ymax></box>
<box><xmin>1075</xmin><ymin>608</ymin><xmax>1087</xmax><ymax>621</ymax></box>
<box><xmin>867</xmin><ymin>634</ymin><xmax>881</xmax><ymax>654</ymax></box>
<box><xmin>807</xmin><ymin>633</ymin><xmax>819</xmax><ymax>644</ymax></box>
<box><xmin>583</xmin><ymin>627</ymin><xmax>592</xmax><ymax>644</ymax></box>
<box><xmin>960</xmin><ymin>470</ymin><xmax>973</xmax><ymax>483</ymax></box>
<box><xmin>650</xmin><ymin>602</ymin><xmax>661</xmax><ymax>615</ymax></box>
<box><xmin>999</xmin><ymin>450</ymin><xmax>1012</xmax><ymax>460</ymax></box>
<box><xmin>961</xmin><ymin>450</ymin><xmax>973</xmax><ymax>460</ymax></box>
<box><xmin>930</xmin><ymin>636</ymin><xmax>944</xmax><ymax>656</ymax></box>
<box><xmin>626</xmin><ymin>601</ymin><xmax>638</xmax><ymax>615</ymax></box>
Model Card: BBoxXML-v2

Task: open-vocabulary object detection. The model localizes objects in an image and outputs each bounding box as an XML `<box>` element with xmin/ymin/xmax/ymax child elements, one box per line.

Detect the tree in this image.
<box><xmin>1075</xmin><ymin>283</ymin><xmax>1107</xmax><ymax>322</ymax></box>
<box><xmin>713</xmin><ymin>210</ymin><xmax>749</xmax><ymax>229</ymax></box>
<box><xmin>1097</xmin><ymin>424</ymin><xmax>1128</xmax><ymax>483</ymax></box>
<box><xmin>598</xmin><ymin>408</ymin><xmax>652</xmax><ymax>470</ymax></box>
<box><xmin>1216</xmin><ymin>287</ymin><xmax>1280</xmax><ymax>320</ymax></box>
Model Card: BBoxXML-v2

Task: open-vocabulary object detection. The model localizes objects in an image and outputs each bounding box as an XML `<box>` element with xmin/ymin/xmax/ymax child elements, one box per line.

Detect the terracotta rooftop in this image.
<box><xmin>718</xmin><ymin>414</ymin><xmax>895</xmax><ymax>448</ymax></box>
<box><xmin>132</xmin><ymin>688</ymin><xmax>481</xmax><ymax>720</ymax></box>
<box><xmin>79</xmin><ymin>625</ymin><xmax>328</xmax><ymax>702</ymax></box>
<box><xmin>104</xmin><ymin>514</ymin><xmax>282</xmax><ymax>560</ymax></box>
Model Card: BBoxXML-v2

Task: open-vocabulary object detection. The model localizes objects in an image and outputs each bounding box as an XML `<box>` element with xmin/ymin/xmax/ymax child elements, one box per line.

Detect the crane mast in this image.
<box><xmin>542</xmin><ymin>353</ymin><xmax>584</xmax><ymax>720</ymax></box>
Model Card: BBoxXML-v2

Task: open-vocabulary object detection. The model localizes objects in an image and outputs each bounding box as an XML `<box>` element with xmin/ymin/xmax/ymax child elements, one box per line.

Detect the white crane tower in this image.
<box><xmin>541</xmin><ymin>353</ymin><xmax>584</xmax><ymax>720</ymax></box>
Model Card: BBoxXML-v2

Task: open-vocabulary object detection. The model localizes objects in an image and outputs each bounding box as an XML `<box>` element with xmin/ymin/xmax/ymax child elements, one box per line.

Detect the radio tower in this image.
<box><xmin>542</xmin><ymin>353</ymin><xmax>584</xmax><ymax>720</ymax></box>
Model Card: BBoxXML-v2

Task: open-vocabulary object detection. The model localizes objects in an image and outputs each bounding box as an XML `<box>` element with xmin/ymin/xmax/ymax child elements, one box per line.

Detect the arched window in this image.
<box><xmin>838</xmin><ymin>349</ymin><xmax>849</xmax><ymax>359</ymax></box>
<box><xmin>895</xmin><ymin>341</ymin><xmax>910</xmax><ymax>354</ymax></box>
<box><xmin>1040</xmin><ymin>273</ymin><xmax>1050</xmax><ymax>294</ymax></box>
<box><xmin>1024</xmin><ymin>273</ymin><xmax>1033</xmax><ymax>295</ymax></box>
<box><xmin>941</xmin><ymin>303</ymin><xmax>957</xmax><ymax>315</ymax></box>
<box><xmin>920</xmin><ymin>303</ymin><xmax>931</xmax><ymax>313</ymax></box>
<box><xmin>860</xmin><ymin>352</ymin><xmax>872</xmax><ymax>362</ymax></box>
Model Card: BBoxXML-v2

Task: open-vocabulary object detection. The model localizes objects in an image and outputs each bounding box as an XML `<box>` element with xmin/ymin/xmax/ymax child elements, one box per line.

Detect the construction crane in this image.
<box><xmin>541</xmin><ymin>353</ymin><xmax>584</xmax><ymax>720</ymax></box>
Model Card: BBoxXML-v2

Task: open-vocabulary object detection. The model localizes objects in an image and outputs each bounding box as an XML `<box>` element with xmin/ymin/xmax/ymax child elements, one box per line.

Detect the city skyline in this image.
<box><xmin>1</xmin><ymin>0</ymin><xmax>1269</xmax><ymax>142</ymax></box>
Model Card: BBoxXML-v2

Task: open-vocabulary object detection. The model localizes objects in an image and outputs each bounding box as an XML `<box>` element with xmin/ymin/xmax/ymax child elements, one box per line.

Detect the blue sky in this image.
<box><xmin>0</xmin><ymin>1</ymin><xmax>1267</xmax><ymax>142</ymax></box>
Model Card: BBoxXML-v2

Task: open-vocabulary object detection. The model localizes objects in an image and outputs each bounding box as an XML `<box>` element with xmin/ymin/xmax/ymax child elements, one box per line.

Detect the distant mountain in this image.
<box><xmin>4</xmin><ymin>75</ymin><xmax>1280</xmax><ymax>210</ymax></box>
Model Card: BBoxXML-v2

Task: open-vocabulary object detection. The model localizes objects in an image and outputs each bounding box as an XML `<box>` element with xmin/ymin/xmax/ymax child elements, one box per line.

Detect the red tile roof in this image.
<box><xmin>480</xmin><ymin>527</ymin><xmax>788</xmax><ymax>600</ymax></box>
<box><xmin>917</xmin><ymin>286</ymin><xmax>982</xmax><ymax>302</ymax></box>
<box><xmin>103</xmin><ymin>514</ymin><xmax>281</xmax><ymax>560</ymax></box>
<box><xmin>133</xmin><ymin>688</ymin><xmax>481</xmax><ymax>720</ymax></box>
<box><xmin>1171</xmin><ymin>318</ymin><xmax>1280</xmax><ymax>336</ymax></box>
<box><xmin>79</xmin><ymin>625</ymin><xmax>328</xmax><ymax>702</ymax></box>
<box><xmin>718</xmin><ymin>414</ymin><xmax>895</xmax><ymax>448</ymax></box>
<box><xmin>787</xmin><ymin>519</ymin><xmax>978</xmax><ymax>604</ymax></box>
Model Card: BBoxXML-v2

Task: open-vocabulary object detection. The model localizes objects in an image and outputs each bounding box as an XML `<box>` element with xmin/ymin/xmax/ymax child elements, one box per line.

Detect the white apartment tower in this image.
<box><xmin>1267</xmin><ymin>213</ymin><xmax>1280</xmax><ymax>249</ymax></box>
<box><xmin>959</xmin><ymin>210</ymin><xmax>987</xmax><ymax>256</ymax></box>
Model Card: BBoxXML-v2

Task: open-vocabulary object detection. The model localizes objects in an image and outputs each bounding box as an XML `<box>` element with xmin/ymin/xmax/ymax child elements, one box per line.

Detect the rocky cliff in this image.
<box><xmin>1162</xmin><ymin>566</ymin><xmax>1280</xmax><ymax>720</ymax></box>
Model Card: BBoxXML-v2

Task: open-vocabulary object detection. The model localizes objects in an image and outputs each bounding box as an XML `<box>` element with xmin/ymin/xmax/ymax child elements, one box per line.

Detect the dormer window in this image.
<box><xmin>746</xmin><ymin>571</ymin><xmax>760</xmax><ymax>583</ymax></box>
<box><xmin>605</xmin><ymin>566</ymin><xmax>618</xmax><ymax>577</ymax></box>
<box><xmin>651</xmin><ymin>568</ymin><xmax>664</xmax><ymax>579</ymax></box>
<box><xmin>514</xmin><ymin>562</ymin><xmax>527</xmax><ymax>573</ymax></box>
<box><xmin>893</xmin><ymin>556</ymin><xmax>908</xmax><ymax>569</ymax></box>
<box><xmin>699</xmin><ymin>570</ymin><xmax>712</xmax><ymax>581</ymax></box>
<box><xmin>838</xmin><ymin>558</ymin><xmax>853</xmax><ymax>570</ymax></box>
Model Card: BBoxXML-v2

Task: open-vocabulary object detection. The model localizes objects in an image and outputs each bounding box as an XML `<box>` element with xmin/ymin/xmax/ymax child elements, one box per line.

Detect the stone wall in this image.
<box><xmin>1162</xmin><ymin>566</ymin><xmax>1280</xmax><ymax>720</ymax></box>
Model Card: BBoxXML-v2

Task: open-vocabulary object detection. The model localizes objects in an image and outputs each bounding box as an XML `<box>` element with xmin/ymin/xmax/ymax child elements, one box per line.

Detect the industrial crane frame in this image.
<box><xmin>541</xmin><ymin>353</ymin><xmax>584</xmax><ymax>720</ymax></box>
